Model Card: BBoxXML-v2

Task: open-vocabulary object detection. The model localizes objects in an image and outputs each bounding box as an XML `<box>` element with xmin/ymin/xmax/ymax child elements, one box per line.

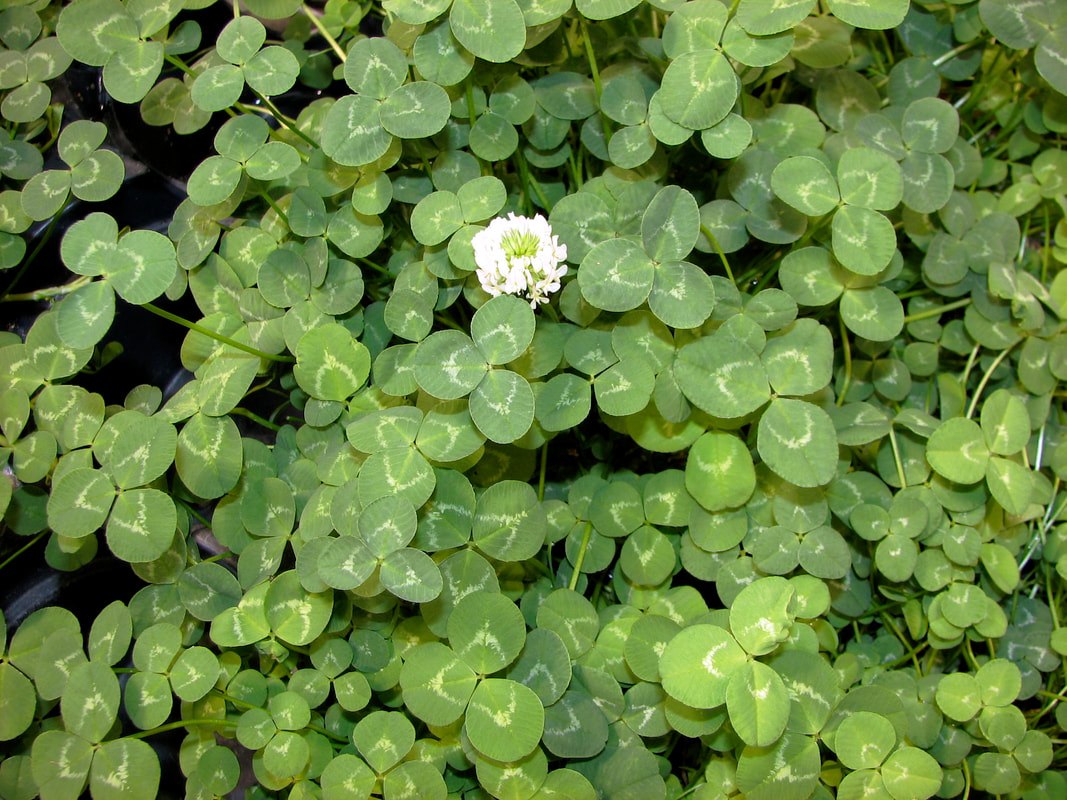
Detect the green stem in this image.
<box><xmin>965</xmin><ymin>339</ymin><xmax>1020</xmax><ymax>419</ymax></box>
<box><xmin>302</xmin><ymin>4</ymin><xmax>347</xmax><ymax>62</ymax></box>
<box><xmin>514</xmin><ymin>147</ymin><xmax>552</xmax><ymax>212</ymax></box>
<box><xmin>122</xmin><ymin>718</ymin><xmax>235</xmax><ymax>741</ymax></box>
<box><xmin>247</xmin><ymin>91</ymin><xmax>319</xmax><ymax>150</ymax></box>
<box><xmin>699</xmin><ymin>225</ymin><xmax>735</xmax><ymax>286</ymax></box>
<box><xmin>1</xmin><ymin>197</ymin><xmax>70</xmax><ymax>301</ymax></box>
<box><xmin>880</xmin><ymin>612</ymin><xmax>924</xmax><ymax>676</ymax></box>
<box><xmin>0</xmin><ymin>531</ymin><xmax>47</xmax><ymax>571</ymax></box>
<box><xmin>902</xmin><ymin>298</ymin><xmax>971</xmax><ymax>324</ymax></box>
<box><xmin>260</xmin><ymin>191</ymin><xmax>290</xmax><ymax>226</ymax></box>
<box><xmin>568</xmin><ymin>521</ymin><xmax>593</xmax><ymax>592</ymax></box>
<box><xmin>836</xmin><ymin>314</ymin><xmax>852</xmax><ymax>407</ymax></box>
<box><xmin>2</xmin><ymin>274</ymin><xmax>93</xmax><ymax>303</ymax></box>
<box><xmin>932</xmin><ymin>40</ymin><xmax>980</xmax><ymax>69</ymax></box>
<box><xmin>887</xmin><ymin>426</ymin><xmax>908</xmax><ymax>489</ymax></box>
<box><xmin>538</xmin><ymin>442</ymin><xmax>548</xmax><ymax>502</ymax></box>
<box><xmin>142</xmin><ymin>302</ymin><xmax>295</xmax><ymax>363</ymax></box>
<box><xmin>958</xmin><ymin>343</ymin><xmax>981</xmax><ymax>399</ymax></box>
<box><xmin>230</xmin><ymin>407</ymin><xmax>283</xmax><ymax>431</ymax></box>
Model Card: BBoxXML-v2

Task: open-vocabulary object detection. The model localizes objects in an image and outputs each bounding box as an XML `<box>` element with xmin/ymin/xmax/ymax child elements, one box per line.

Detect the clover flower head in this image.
<box><xmin>472</xmin><ymin>213</ymin><xmax>568</xmax><ymax>308</ymax></box>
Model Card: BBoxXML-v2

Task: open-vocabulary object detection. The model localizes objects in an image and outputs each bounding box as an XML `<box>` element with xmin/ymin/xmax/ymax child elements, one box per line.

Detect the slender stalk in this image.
<box><xmin>538</xmin><ymin>441</ymin><xmax>548</xmax><ymax>502</ymax></box>
<box><xmin>887</xmin><ymin>426</ymin><xmax>908</xmax><ymax>489</ymax></box>
<box><xmin>932</xmin><ymin>40</ymin><xmax>979</xmax><ymax>69</ymax></box>
<box><xmin>2</xmin><ymin>275</ymin><xmax>93</xmax><ymax>303</ymax></box>
<box><xmin>231</xmin><ymin>406</ymin><xmax>283</xmax><ymax>431</ymax></box>
<box><xmin>260</xmin><ymin>191</ymin><xmax>290</xmax><ymax>226</ymax></box>
<box><xmin>247</xmin><ymin>91</ymin><xmax>319</xmax><ymax>149</ymax></box>
<box><xmin>568</xmin><ymin>522</ymin><xmax>594</xmax><ymax>592</ymax></box>
<box><xmin>142</xmin><ymin>302</ymin><xmax>295</xmax><ymax>363</ymax></box>
<box><xmin>1</xmin><ymin>198</ymin><xmax>70</xmax><ymax>301</ymax></box>
<box><xmin>122</xmin><ymin>718</ymin><xmax>235</xmax><ymax>740</ymax></box>
<box><xmin>0</xmin><ymin>531</ymin><xmax>47</xmax><ymax>572</ymax></box>
<box><xmin>902</xmin><ymin>298</ymin><xmax>971</xmax><ymax>324</ymax></box>
<box><xmin>965</xmin><ymin>339</ymin><xmax>1020</xmax><ymax>419</ymax></box>
<box><xmin>699</xmin><ymin>225</ymin><xmax>735</xmax><ymax>285</ymax></box>
<box><xmin>302</xmin><ymin>4</ymin><xmax>347</xmax><ymax>62</ymax></box>
<box><xmin>836</xmin><ymin>314</ymin><xmax>852</xmax><ymax>407</ymax></box>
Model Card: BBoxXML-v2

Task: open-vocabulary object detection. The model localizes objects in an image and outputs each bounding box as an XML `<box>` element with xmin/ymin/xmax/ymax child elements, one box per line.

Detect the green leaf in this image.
<box><xmin>831</xmin><ymin>205</ymin><xmax>896</xmax><ymax>275</ymax></box>
<box><xmin>979</xmin><ymin>389</ymin><xmax>1030</xmax><ymax>456</ymax></box>
<box><xmin>190</xmin><ymin>63</ymin><xmax>245</xmax><ymax>112</ymax></box>
<box><xmin>825</xmin><ymin>0</ymin><xmax>909</xmax><ymax>29</ymax></box>
<box><xmin>89</xmin><ymin>738</ymin><xmax>160</xmax><ymax>800</ymax></box>
<box><xmin>99</xmin><ymin>413</ymin><xmax>177</xmax><ymax>489</ymax></box>
<box><xmin>344</xmin><ymin>36</ymin><xmax>407</xmax><ymax>98</ymax></box>
<box><xmin>471</xmin><ymin>294</ymin><xmax>536</xmax><ymax>365</ymax></box>
<box><xmin>727</xmin><ymin>661</ymin><xmax>790</xmax><ymax>747</ymax></box>
<box><xmin>243</xmin><ymin>46</ymin><xmax>299</xmax><ymax>96</ymax></box>
<box><xmin>322</xmin><ymin>95</ymin><xmax>392</xmax><ymax>167</ymax></box>
<box><xmin>448</xmin><ymin>590</ymin><xmax>526</xmax><ymax>673</ymax></box>
<box><xmin>578</xmin><ymin>238</ymin><xmax>655</xmax><ymax>312</ymax></box>
<box><xmin>686</xmin><ymin>432</ymin><xmax>756</xmax><ymax>512</ymax></box>
<box><xmin>412</xmin><ymin>191</ymin><xmax>464</xmax><ymax>247</ymax></box>
<box><xmin>839</xmin><ymin>286</ymin><xmax>904</xmax><ymax>341</ymax></box>
<box><xmin>30</xmin><ymin>730</ymin><xmax>93</xmax><ymax>800</ymax></box>
<box><xmin>61</xmin><ymin>660</ymin><xmax>119</xmax><ymax>742</ymax></box>
<box><xmin>175</xmin><ymin>412</ymin><xmax>242</xmax><ymax>498</ymax></box>
<box><xmin>57</xmin><ymin>0</ymin><xmax>136</xmax><ymax>66</ymax></box>
<box><xmin>0</xmin><ymin>662</ymin><xmax>35</xmax><ymax>742</ymax></box>
<box><xmin>736</xmin><ymin>0</ymin><xmax>816</xmax><ymax>35</ymax></box>
<box><xmin>536</xmin><ymin>589</ymin><xmax>599</xmax><ymax>658</ymax></box>
<box><xmin>320</xmin><ymin>753</ymin><xmax>376</xmax><ymax>800</ymax></box>
<box><xmin>473</xmin><ymin>479</ymin><xmax>546</xmax><ymax>562</ymax></box>
<box><xmin>380</xmin><ymin>548</ymin><xmax>443</xmax><ymax>602</ymax></box>
<box><xmin>901</xmin><ymin>97</ymin><xmax>959</xmax><ymax>155</ymax></box>
<box><xmin>660</xmin><ymin>624</ymin><xmax>747</xmax><ymax>709</ymax></box>
<box><xmin>353</xmin><ymin>710</ymin><xmax>415</xmax><ymax>773</ymax></box>
<box><xmin>771</xmin><ymin>156</ymin><xmax>840</xmax><ymax>216</ymax></box>
<box><xmin>47</xmin><ymin>467</ymin><xmax>116</xmax><ymax>539</ymax></box>
<box><xmin>470</xmin><ymin>369</ymin><xmax>534</xmax><ymax>444</ymax></box>
<box><xmin>659</xmin><ymin>50</ymin><xmax>738</xmax><ymax>130</ymax></box>
<box><xmin>216</xmin><ymin>15</ymin><xmax>265</xmax><ymax>64</ymax></box>
<box><xmin>675</xmin><ymin>331</ymin><xmax>770</xmax><ymax>418</ymax></box>
<box><xmin>641</xmin><ymin>186</ymin><xmax>700</xmax><ymax>263</ymax></box>
<box><xmin>757</xmin><ymin>398</ymin><xmax>838</xmax><ymax>488</ymax></box>
<box><xmin>379</xmin><ymin>81</ymin><xmax>451</xmax><ymax>139</ymax></box>
<box><xmin>761</xmin><ymin>319</ymin><xmax>834</xmax><ymax>396</ymax></box>
<box><xmin>836</xmin><ymin>147</ymin><xmax>902</xmax><ymax>211</ymax></box>
<box><xmin>880</xmin><ymin>747</ymin><xmax>942</xmax><ymax>800</ymax></box>
<box><xmin>730</xmin><ymin>576</ymin><xmax>796</xmax><ymax>656</ymax></box>
<box><xmin>926</xmin><ymin>418</ymin><xmax>989</xmax><ymax>484</ymax></box>
<box><xmin>106</xmin><ymin>488</ymin><xmax>176</xmax><ymax>563</ymax></box>
<box><xmin>450</xmin><ymin>0</ymin><xmax>526</xmax><ymax>63</ymax></box>
<box><xmin>466</xmin><ymin>678</ymin><xmax>544</xmax><ymax>761</ymax></box>
<box><xmin>294</xmin><ymin>323</ymin><xmax>370</xmax><ymax>401</ymax></box>
<box><xmin>70</xmin><ymin>149</ymin><xmax>125</xmax><ymax>202</ymax></box>
<box><xmin>266</xmin><ymin>571</ymin><xmax>333</xmax><ymax>646</ymax></box>
<box><xmin>400</xmin><ymin>642</ymin><xmax>478</xmax><ymax>725</ymax></box>
<box><xmin>1036</xmin><ymin>26</ymin><xmax>1067</xmax><ymax>96</ymax></box>
<box><xmin>735</xmin><ymin>732</ymin><xmax>821</xmax><ymax>800</ymax></box>
<box><xmin>102</xmin><ymin>40</ymin><xmax>163</xmax><ymax>103</ymax></box>
<box><xmin>107</xmin><ymin>229</ymin><xmax>177</xmax><ymax>304</ymax></box>
<box><xmin>56</xmin><ymin>281</ymin><xmax>116</xmax><ymax>349</ymax></box>
<box><xmin>648</xmin><ymin>259</ymin><xmax>717</xmax><ymax>329</ymax></box>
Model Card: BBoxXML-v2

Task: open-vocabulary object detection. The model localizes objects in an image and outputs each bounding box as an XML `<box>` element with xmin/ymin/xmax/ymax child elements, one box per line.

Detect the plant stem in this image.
<box><xmin>932</xmin><ymin>40</ymin><xmax>980</xmax><ymax>69</ymax></box>
<box><xmin>699</xmin><ymin>225</ymin><xmax>735</xmax><ymax>286</ymax></box>
<box><xmin>247</xmin><ymin>91</ymin><xmax>319</xmax><ymax>150</ymax></box>
<box><xmin>902</xmin><ymin>298</ymin><xmax>971</xmax><ymax>323</ymax></box>
<box><xmin>1</xmin><ymin>275</ymin><xmax>93</xmax><ymax>303</ymax></box>
<box><xmin>568</xmin><ymin>521</ymin><xmax>593</xmax><ymax>592</ymax></box>
<box><xmin>887</xmin><ymin>426</ymin><xmax>908</xmax><ymax>489</ymax></box>
<box><xmin>538</xmin><ymin>441</ymin><xmax>548</xmax><ymax>502</ymax></box>
<box><xmin>122</xmin><ymin>718</ymin><xmax>235</xmax><ymax>740</ymax></box>
<box><xmin>965</xmin><ymin>339</ymin><xmax>1020</xmax><ymax>419</ymax></box>
<box><xmin>0</xmin><ymin>531</ymin><xmax>47</xmax><ymax>571</ymax></box>
<box><xmin>142</xmin><ymin>302</ymin><xmax>295</xmax><ymax>363</ymax></box>
<box><xmin>231</xmin><ymin>406</ymin><xmax>283</xmax><ymax>431</ymax></box>
<box><xmin>1</xmin><ymin>198</ymin><xmax>70</xmax><ymax>301</ymax></box>
<box><xmin>302</xmin><ymin>4</ymin><xmax>347</xmax><ymax>61</ymax></box>
<box><xmin>836</xmin><ymin>314</ymin><xmax>852</xmax><ymax>407</ymax></box>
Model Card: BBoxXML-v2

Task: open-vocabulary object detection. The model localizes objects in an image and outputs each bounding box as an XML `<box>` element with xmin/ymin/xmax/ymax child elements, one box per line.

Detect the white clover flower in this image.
<box><xmin>472</xmin><ymin>212</ymin><xmax>568</xmax><ymax>308</ymax></box>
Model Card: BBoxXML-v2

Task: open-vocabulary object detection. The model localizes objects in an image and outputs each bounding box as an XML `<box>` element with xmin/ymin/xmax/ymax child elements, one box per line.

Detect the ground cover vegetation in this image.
<box><xmin>1</xmin><ymin>0</ymin><xmax>1067</xmax><ymax>798</ymax></box>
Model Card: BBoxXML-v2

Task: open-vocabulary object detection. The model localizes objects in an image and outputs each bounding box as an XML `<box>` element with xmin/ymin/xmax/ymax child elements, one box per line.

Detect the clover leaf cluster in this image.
<box><xmin>2</xmin><ymin>1</ymin><xmax>1067</xmax><ymax>799</ymax></box>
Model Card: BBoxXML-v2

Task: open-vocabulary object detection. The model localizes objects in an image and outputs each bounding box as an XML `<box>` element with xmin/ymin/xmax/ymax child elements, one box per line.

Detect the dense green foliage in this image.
<box><xmin>1</xmin><ymin>0</ymin><xmax>1067</xmax><ymax>798</ymax></box>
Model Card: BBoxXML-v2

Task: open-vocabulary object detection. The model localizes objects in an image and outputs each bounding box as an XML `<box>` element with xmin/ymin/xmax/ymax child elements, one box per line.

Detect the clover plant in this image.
<box><xmin>2</xmin><ymin>0</ymin><xmax>1067</xmax><ymax>798</ymax></box>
